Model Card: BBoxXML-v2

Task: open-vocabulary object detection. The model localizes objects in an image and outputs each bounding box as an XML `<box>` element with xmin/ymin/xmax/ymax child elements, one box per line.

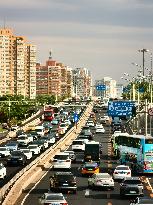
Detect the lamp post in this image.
<box><xmin>138</xmin><ymin>48</ymin><xmax>149</xmax><ymax>77</ymax></box>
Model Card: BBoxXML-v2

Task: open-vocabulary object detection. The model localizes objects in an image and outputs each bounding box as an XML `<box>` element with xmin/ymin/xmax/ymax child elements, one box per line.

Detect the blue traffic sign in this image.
<box><xmin>96</xmin><ymin>84</ymin><xmax>106</xmax><ymax>91</ymax></box>
<box><xmin>74</xmin><ymin>113</ymin><xmax>78</xmax><ymax>122</ymax></box>
<box><xmin>108</xmin><ymin>101</ymin><xmax>135</xmax><ymax>116</ymax></box>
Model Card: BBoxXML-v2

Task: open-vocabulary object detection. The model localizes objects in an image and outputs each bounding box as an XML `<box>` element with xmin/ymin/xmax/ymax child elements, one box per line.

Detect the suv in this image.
<box><xmin>72</xmin><ymin>140</ymin><xmax>85</xmax><ymax>152</ymax></box>
<box><xmin>7</xmin><ymin>150</ymin><xmax>27</xmax><ymax>166</ymax></box>
<box><xmin>52</xmin><ymin>152</ymin><xmax>71</xmax><ymax>169</ymax></box>
<box><xmin>49</xmin><ymin>172</ymin><xmax>77</xmax><ymax>193</ymax></box>
<box><xmin>120</xmin><ymin>177</ymin><xmax>144</xmax><ymax>197</ymax></box>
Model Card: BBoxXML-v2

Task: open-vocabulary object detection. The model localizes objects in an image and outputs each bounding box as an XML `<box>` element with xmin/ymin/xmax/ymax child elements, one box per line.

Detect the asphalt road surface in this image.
<box><xmin>15</xmin><ymin>109</ymin><xmax>151</xmax><ymax>205</ymax></box>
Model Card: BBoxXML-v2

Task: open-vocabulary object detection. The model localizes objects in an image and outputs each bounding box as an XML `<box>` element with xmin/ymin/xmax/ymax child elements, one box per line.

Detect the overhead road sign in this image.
<box><xmin>74</xmin><ymin>113</ymin><xmax>78</xmax><ymax>122</ymax></box>
<box><xmin>96</xmin><ymin>85</ymin><xmax>106</xmax><ymax>91</ymax></box>
<box><xmin>108</xmin><ymin>101</ymin><xmax>135</xmax><ymax>117</ymax></box>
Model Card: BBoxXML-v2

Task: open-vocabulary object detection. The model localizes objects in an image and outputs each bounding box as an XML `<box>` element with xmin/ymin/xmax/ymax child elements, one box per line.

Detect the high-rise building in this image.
<box><xmin>0</xmin><ymin>28</ymin><xmax>36</xmax><ymax>99</ymax></box>
<box><xmin>95</xmin><ymin>77</ymin><xmax>117</xmax><ymax>99</ymax></box>
<box><xmin>36</xmin><ymin>54</ymin><xmax>73</xmax><ymax>98</ymax></box>
<box><xmin>72</xmin><ymin>68</ymin><xmax>92</xmax><ymax>98</ymax></box>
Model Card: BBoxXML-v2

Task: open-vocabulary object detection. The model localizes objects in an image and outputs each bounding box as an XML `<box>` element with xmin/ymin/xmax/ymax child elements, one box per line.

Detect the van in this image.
<box><xmin>35</xmin><ymin>126</ymin><xmax>45</xmax><ymax>136</ymax></box>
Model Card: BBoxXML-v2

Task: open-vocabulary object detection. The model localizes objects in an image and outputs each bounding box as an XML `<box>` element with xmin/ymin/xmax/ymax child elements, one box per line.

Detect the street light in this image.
<box><xmin>138</xmin><ymin>48</ymin><xmax>149</xmax><ymax>77</ymax></box>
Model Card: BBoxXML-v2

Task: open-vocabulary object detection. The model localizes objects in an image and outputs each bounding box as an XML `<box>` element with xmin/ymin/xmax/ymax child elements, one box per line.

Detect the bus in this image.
<box><xmin>112</xmin><ymin>134</ymin><xmax>153</xmax><ymax>173</ymax></box>
<box><xmin>84</xmin><ymin>141</ymin><xmax>100</xmax><ymax>164</ymax></box>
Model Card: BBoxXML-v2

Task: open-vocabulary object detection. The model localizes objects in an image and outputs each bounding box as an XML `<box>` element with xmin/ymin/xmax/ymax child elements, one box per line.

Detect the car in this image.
<box><xmin>120</xmin><ymin>177</ymin><xmax>144</xmax><ymax>197</ymax></box>
<box><xmin>11</xmin><ymin>125</ymin><xmax>19</xmax><ymax>131</ymax></box>
<box><xmin>28</xmin><ymin>144</ymin><xmax>41</xmax><ymax>155</ymax></box>
<box><xmin>113</xmin><ymin>165</ymin><xmax>131</xmax><ymax>180</ymax></box>
<box><xmin>130</xmin><ymin>197</ymin><xmax>153</xmax><ymax>205</ymax></box>
<box><xmin>19</xmin><ymin>148</ymin><xmax>33</xmax><ymax>159</ymax></box>
<box><xmin>38</xmin><ymin>192</ymin><xmax>68</xmax><ymax>205</ymax></box>
<box><xmin>64</xmin><ymin>150</ymin><xmax>76</xmax><ymax>162</ymax></box>
<box><xmin>78</xmin><ymin>135</ymin><xmax>89</xmax><ymax>144</ymax></box>
<box><xmin>17</xmin><ymin>135</ymin><xmax>31</xmax><ymax>146</ymax></box>
<box><xmin>35</xmin><ymin>126</ymin><xmax>45</xmax><ymax>136</ymax></box>
<box><xmin>5</xmin><ymin>141</ymin><xmax>18</xmax><ymax>151</ymax></box>
<box><xmin>64</xmin><ymin>119</ymin><xmax>71</xmax><ymax>126</ymax></box>
<box><xmin>31</xmin><ymin>140</ymin><xmax>46</xmax><ymax>151</ymax></box>
<box><xmin>86</xmin><ymin>120</ymin><xmax>95</xmax><ymax>127</ymax></box>
<box><xmin>49</xmin><ymin>172</ymin><xmax>77</xmax><ymax>193</ymax></box>
<box><xmin>80</xmin><ymin>162</ymin><xmax>100</xmax><ymax>176</ymax></box>
<box><xmin>7</xmin><ymin>150</ymin><xmax>27</xmax><ymax>166</ymax></box>
<box><xmin>72</xmin><ymin>140</ymin><xmax>85</xmax><ymax>152</ymax></box>
<box><xmin>96</xmin><ymin>126</ymin><xmax>105</xmax><ymax>133</ymax></box>
<box><xmin>0</xmin><ymin>163</ymin><xmax>6</xmax><ymax>179</ymax></box>
<box><xmin>0</xmin><ymin>147</ymin><xmax>10</xmax><ymax>157</ymax></box>
<box><xmin>88</xmin><ymin>173</ymin><xmax>114</xmax><ymax>190</ymax></box>
<box><xmin>41</xmin><ymin>135</ymin><xmax>56</xmax><ymax>145</ymax></box>
<box><xmin>51</xmin><ymin>119</ymin><xmax>59</xmax><ymax>125</ymax></box>
<box><xmin>52</xmin><ymin>152</ymin><xmax>71</xmax><ymax>170</ymax></box>
<box><xmin>84</xmin><ymin>130</ymin><xmax>94</xmax><ymax>140</ymax></box>
<box><xmin>26</xmin><ymin>130</ymin><xmax>39</xmax><ymax>140</ymax></box>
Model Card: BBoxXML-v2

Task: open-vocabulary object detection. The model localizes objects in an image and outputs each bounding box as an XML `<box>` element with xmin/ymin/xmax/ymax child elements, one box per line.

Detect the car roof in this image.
<box><xmin>116</xmin><ymin>165</ymin><xmax>129</xmax><ymax>168</ymax></box>
<box><xmin>55</xmin><ymin>152</ymin><xmax>69</xmax><ymax>156</ymax></box>
<box><xmin>45</xmin><ymin>192</ymin><xmax>63</xmax><ymax>197</ymax></box>
<box><xmin>124</xmin><ymin>177</ymin><xmax>140</xmax><ymax>180</ymax></box>
<box><xmin>55</xmin><ymin>172</ymin><xmax>73</xmax><ymax>175</ymax></box>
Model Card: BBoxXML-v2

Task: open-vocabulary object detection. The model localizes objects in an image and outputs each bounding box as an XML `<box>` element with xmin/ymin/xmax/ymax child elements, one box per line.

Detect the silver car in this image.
<box><xmin>130</xmin><ymin>197</ymin><xmax>153</xmax><ymax>205</ymax></box>
<box><xmin>38</xmin><ymin>192</ymin><xmax>68</xmax><ymax>205</ymax></box>
<box><xmin>120</xmin><ymin>177</ymin><xmax>144</xmax><ymax>197</ymax></box>
<box><xmin>88</xmin><ymin>173</ymin><xmax>114</xmax><ymax>190</ymax></box>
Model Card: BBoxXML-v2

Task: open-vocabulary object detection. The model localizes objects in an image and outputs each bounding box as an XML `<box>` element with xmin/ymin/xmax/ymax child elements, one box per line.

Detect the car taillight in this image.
<box><xmin>66</xmin><ymin>159</ymin><xmax>71</xmax><ymax>162</ymax></box>
<box><xmin>127</xmin><ymin>172</ymin><xmax>130</xmax><ymax>175</ymax></box>
<box><xmin>60</xmin><ymin>203</ymin><xmax>68</xmax><ymax>205</ymax></box>
<box><xmin>114</xmin><ymin>171</ymin><xmax>118</xmax><ymax>174</ymax></box>
<box><xmin>82</xmin><ymin>167</ymin><xmax>87</xmax><ymax>170</ymax></box>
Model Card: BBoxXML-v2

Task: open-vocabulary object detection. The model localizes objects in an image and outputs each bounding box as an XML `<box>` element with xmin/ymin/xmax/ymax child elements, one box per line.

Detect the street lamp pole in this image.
<box><xmin>138</xmin><ymin>48</ymin><xmax>149</xmax><ymax>77</ymax></box>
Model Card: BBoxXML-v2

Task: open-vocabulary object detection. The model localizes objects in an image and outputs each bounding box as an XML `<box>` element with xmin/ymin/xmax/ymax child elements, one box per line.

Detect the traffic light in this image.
<box><xmin>132</xmin><ymin>106</ymin><xmax>136</xmax><ymax>117</ymax></box>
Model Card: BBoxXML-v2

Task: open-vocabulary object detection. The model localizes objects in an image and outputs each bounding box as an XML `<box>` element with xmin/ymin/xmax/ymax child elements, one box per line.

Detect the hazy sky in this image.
<box><xmin>1</xmin><ymin>0</ymin><xmax>153</xmax><ymax>82</ymax></box>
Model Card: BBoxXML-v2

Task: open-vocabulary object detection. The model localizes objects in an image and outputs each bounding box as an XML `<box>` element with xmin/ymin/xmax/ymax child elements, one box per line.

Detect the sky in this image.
<box><xmin>1</xmin><ymin>0</ymin><xmax>153</xmax><ymax>83</ymax></box>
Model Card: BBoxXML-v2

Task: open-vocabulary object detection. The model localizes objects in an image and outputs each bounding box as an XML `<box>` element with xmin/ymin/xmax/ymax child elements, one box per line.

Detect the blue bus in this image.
<box><xmin>112</xmin><ymin>134</ymin><xmax>153</xmax><ymax>173</ymax></box>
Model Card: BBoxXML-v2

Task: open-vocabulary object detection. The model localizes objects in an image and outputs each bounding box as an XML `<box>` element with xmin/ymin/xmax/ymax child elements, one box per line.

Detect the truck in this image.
<box><xmin>84</xmin><ymin>141</ymin><xmax>100</xmax><ymax>164</ymax></box>
<box><xmin>43</xmin><ymin>105</ymin><xmax>54</xmax><ymax>121</ymax></box>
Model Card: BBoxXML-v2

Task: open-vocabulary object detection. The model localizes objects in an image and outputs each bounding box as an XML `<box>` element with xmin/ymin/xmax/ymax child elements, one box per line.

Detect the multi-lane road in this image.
<box><xmin>13</xmin><ymin>108</ymin><xmax>152</xmax><ymax>205</ymax></box>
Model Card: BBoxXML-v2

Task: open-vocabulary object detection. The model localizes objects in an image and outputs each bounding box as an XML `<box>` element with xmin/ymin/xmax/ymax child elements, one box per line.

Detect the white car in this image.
<box><xmin>19</xmin><ymin>148</ymin><xmax>33</xmax><ymax>159</ymax></box>
<box><xmin>88</xmin><ymin>173</ymin><xmax>114</xmax><ymax>190</ymax></box>
<box><xmin>28</xmin><ymin>145</ymin><xmax>41</xmax><ymax>155</ymax></box>
<box><xmin>96</xmin><ymin>127</ymin><xmax>105</xmax><ymax>133</ymax></box>
<box><xmin>0</xmin><ymin>147</ymin><xmax>10</xmax><ymax>157</ymax></box>
<box><xmin>52</xmin><ymin>152</ymin><xmax>71</xmax><ymax>169</ymax></box>
<box><xmin>17</xmin><ymin>135</ymin><xmax>30</xmax><ymax>146</ymax></box>
<box><xmin>0</xmin><ymin>163</ymin><xmax>6</xmax><ymax>179</ymax></box>
<box><xmin>95</xmin><ymin>124</ymin><xmax>103</xmax><ymax>129</ymax></box>
<box><xmin>11</xmin><ymin>125</ymin><xmax>19</xmax><ymax>131</ymax></box>
<box><xmin>86</xmin><ymin>121</ymin><xmax>95</xmax><ymax>127</ymax></box>
<box><xmin>72</xmin><ymin>140</ymin><xmax>85</xmax><ymax>151</ymax></box>
<box><xmin>64</xmin><ymin>119</ymin><xmax>71</xmax><ymax>126</ymax></box>
<box><xmin>38</xmin><ymin>193</ymin><xmax>68</xmax><ymax>205</ymax></box>
<box><xmin>113</xmin><ymin>165</ymin><xmax>131</xmax><ymax>180</ymax></box>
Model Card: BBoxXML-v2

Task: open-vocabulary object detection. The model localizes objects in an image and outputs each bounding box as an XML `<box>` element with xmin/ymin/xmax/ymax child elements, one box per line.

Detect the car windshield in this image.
<box><xmin>116</xmin><ymin>166</ymin><xmax>129</xmax><ymax>170</ymax></box>
<box><xmin>96</xmin><ymin>174</ymin><xmax>110</xmax><ymax>178</ymax></box>
<box><xmin>29</xmin><ymin>145</ymin><xmax>37</xmax><ymax>149</ymax></box>
<box><xmin>18</xmin><ymin>137</ymin><xmax>26</xmax><ymax>140</ymax></box>
<box><xmin>11</xmin><ymin>151</ymin><xmax>22</xmax><ymax>156</ymax></box>
<box><xmin>56</xmin><ymin>175</ymin><xmax>74</xmax><ymax>180</ymax></box>
<box><xmin>30</xmin><ymin>131</ymin><xmax>38</xmax><ymax>135</ymax></box>
<box><xmin>46</xmin><ymin>194</ymin><xmax>64</xmax><ymax>200</ymax></box>
<box><xmin>22</xmin><ymin>150</ymin><xmax>30</xmax><ymax>153</ymax></box>
<box><xmin>124</xmin><ymin>180</ymin><xmax>142</xmax><ymax>184</ymax></box>
<box><xmin>35</xmin><ymin>129</ymin><xmax>43</xmax><ymax>132</ymax></box>
<box><xmin>85</xmin><ymin>163</ymin><xmax>97</xmax><ymax>167</ymax></box>
<box><xmin>54</xmin><ymin>155</ymin><xmax>68</xmax><ymax>160</ymax></box>
<box><xmin>60</xmin><ymin>124</ymin><xmax>66</xmax><ymax>127</ymax></box>
<box><xmin>0</xmin><ymin>148</ymin><xmax>7</xmax><ymax>151</ymax></box>
<box><xmin>72</xmin><ymin>141</ymin><xmax>83</xmax><ymax>145</ymax></box>
<box><xmin>6</xmin><ymin>142</ymin><xmax>17</xmax><ymax>146</ymax></box>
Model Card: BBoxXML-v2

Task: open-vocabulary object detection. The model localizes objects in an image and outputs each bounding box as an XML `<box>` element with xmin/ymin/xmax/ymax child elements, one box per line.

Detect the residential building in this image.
<box><xmin>0</xmin><ymin>28</ymin><xmax>36</xmax><ymax>99</ymax></box>
<box><xmin>36</xmin><ymin>54</ymin><xmax>73</xmax><ymax>98</ymax></box>
<box><xmin>72</xmin><ymin>68</ymin><xmax>92</xmax><ymax>99</ymax></box>
<box><xmin>116</xmin><ymin>83</ymin><xmax>123</xmax><ymax>99</ymax></box>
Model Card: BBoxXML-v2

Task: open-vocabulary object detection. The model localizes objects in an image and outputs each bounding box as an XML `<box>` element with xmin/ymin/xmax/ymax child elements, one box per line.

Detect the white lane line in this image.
<box><xmin>21</xmin><ymin>166</ymin><xmax>52</xmax><ymax>205</ymax></box>
<box><xmin>85</xmin><ymin>189</ymin><xmax>90</xmax><ymax>197</ymax></box>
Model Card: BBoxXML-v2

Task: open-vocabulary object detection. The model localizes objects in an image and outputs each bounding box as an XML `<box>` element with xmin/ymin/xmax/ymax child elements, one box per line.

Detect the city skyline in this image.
<box><xmin>1</xmin><ymin>0</ymin><xmax>153</xmax><ymax>82</ymax></box>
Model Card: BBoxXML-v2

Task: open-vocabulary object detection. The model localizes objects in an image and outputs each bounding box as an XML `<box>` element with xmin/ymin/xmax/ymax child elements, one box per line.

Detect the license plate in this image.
<box><xmin>63</xmin><ymin>183</ymin><xmax>68</xmax><ymax>185</ymax></box>
<box><xmin>51</xmin><ymin>204</ymin><xmax>60</xmax><ymax>205</ymax></box>
<box><xmin>103</xmin><ymin>184</ymin><xmax>109</xmax><ymax>186</ymax></box>
<box><xmin>88</xmin><ymin>169</ymin><xmax>93</xmax><ymax>171</ymax></box>
<box><xmin>130</xmin><ymin>191</ymin><xmax>136</xmax><ymax>194</ymax></box>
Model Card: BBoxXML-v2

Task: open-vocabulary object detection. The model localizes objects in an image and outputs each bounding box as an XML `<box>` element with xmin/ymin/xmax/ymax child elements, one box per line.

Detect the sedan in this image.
<box><xmin>113</xmin><ymin>165</ymin><xmax>131</xmax><ymax>180</ymax></box>
<box><xmin>38</xmin><ymin>192</ymin><xmax>68</xmax><ymax>205</ymax></box>
<box><xmin>88</xmin><ymin>173</ymin><xmax>114</xmax><ymax>190</ymax></box>
<box><xmin>28</xmin><ymin>144</ymin><xmax>41</xmax><ymax>155</ymax></box>
<box><xmin>7</xmin><ymin>150</ymin><xmax>27</xmax><ymax>166</ymax></box>
<box><xmin>51</xmin><ymin>119</ymin><xmax>59</xmax><ymax>125</ymax></box>
<box><xmin>96</xmin><ymin>127</ymin><xmax>105</xmax><ymax>133</ymax></box>
<box><xmin>19</xmin><ymin>148</ymin><xmax>33</xmax><ymax>159</ymax></box>
<box><xmin>81</xmin><ymin>162</ymin><xmax>100</xmax><ymax>176</ymax></box>
<box><xmin>0</xmin><ymin>147</ymin><xmax>10</xmax><ymax>157</ymax></box>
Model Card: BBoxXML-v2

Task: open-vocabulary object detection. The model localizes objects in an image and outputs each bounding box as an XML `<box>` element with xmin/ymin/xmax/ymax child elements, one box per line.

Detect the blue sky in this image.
<box><xmin>1</xmin><ymin>0</ymin><xmax>153</xmax><ymax>82</ymax></box>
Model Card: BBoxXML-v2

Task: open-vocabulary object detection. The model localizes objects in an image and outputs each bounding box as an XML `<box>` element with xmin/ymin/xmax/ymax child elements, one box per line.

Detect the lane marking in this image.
<box><xmin>85</xmin><ymin>189</ymin><xmax>90</xmax><ymax>197</ymax></box>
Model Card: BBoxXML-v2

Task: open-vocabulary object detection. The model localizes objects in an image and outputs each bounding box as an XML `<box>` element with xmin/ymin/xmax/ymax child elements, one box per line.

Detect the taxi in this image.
<box><xmin>81</xmin><ymin>162</ymin><xmax>100</xmax><ymax>176</ymax></box>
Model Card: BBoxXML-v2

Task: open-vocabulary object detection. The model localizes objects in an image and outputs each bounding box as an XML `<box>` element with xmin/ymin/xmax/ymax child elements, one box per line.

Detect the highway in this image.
<box><xmin>14</xmin><ymin>108</ymin><xmax>152</xmax><ymax>205</ymax></box>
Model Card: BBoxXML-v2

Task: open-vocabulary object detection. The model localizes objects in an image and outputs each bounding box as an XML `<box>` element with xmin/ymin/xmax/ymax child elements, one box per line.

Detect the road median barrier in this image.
<box><xmin>2</xmin><ymin>102</ymin><xmax>93</xmax><ymax>205</ymax></box>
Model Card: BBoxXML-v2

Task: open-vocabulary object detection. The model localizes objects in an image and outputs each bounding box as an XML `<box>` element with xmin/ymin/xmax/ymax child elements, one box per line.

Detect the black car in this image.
<box><xmin>49</xmin><ymin>172</ymin><xmax>77</xmax><ymax>194</ymax></box>
<box><xmin>7</xmin><ymin>150</ymin><xmax>27</xmax><ymax>166</ymax></box>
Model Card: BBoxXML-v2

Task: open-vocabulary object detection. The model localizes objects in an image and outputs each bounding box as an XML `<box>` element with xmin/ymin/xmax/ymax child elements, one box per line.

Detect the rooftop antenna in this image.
<box><xmin>49</xmin><ymin>50</ymin><xmax>52</xmax><ymax>60</ymax></box>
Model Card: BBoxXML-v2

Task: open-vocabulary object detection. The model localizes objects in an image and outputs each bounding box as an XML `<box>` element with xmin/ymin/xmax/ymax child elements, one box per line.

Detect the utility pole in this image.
<box><xmin>145</xmin><ymin>99</ymin><xmax>148</xmax><ymax>136</ymax></box>
<box><xmin>138</xmin><ymin>48</ymin><xmax>149</xmax><ymax>77</ymax></box>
